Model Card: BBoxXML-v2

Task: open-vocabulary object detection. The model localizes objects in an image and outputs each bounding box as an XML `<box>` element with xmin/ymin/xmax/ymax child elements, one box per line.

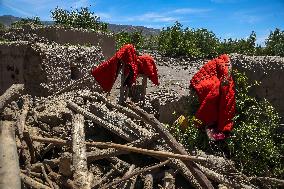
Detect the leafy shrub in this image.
<box><xmin>158</xmin><ymin>21</ymin><xmax>220</xmax><ymax>58</ymax></box>
<box><xmin>11</xmin><ymin>17</ymin><xmax>43</xmax><ymax>28</ymax></box>
<box><xmin>142</xmin><ymin>35</ymin><xmax>159</xmax><ymax>50</ymax></box>
<box><xmin>150</xmin><ymin>22</ymin><xmax>283</xmax><ymax>57</ymax></box>
<box><xmin>218</xmin><ymin>31</ymin><xmax>257</xmax><ymax>55</ymax></box>
<box><xmin>168</xmin><ymin>71</ymin><xmax>283</xmax><ymax>178</ymax></box>
<box><xmin>115</xmin><ymin>30</ymin><xmax>144</xmax><ymax>50</ymax></box>
<box><xmin>265</xmin><ymin>28</ymin><xmax>284</xmax><ymax>56</ymax></box>
<box><xmin>51</xmin><ymin>7</ymin><xmax>108</xmax><ymax>32</ymax></box>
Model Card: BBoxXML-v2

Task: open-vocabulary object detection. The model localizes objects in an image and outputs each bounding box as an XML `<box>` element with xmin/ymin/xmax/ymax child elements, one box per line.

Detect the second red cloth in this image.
<box><xmin>190</xmin><ymin>54</ymin><xmax>236</xmax><ymax>133</ymax></box>
<box><xmin>91</xmin><ymin>44</ymin><xmax>159</xmax><ymax>92</ymax></box>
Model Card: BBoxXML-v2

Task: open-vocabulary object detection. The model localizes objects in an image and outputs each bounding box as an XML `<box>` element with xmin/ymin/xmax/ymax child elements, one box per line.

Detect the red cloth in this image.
<box><xmin>190</xmin><ymin>54</ymin><xmax>236</xmax><ymax>134</ymax></box>
<box><xmin>91</xmin><ymin>44</ymin><xmax>159</xmax><ymax>92</ymax></box>
<box><xmin>137</xmin><ymin>55</ymin><xmax>159</xmax><ymax>86</ymax></box>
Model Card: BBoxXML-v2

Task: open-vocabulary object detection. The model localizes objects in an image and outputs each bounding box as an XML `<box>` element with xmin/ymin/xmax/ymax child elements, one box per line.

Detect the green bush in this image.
<box><xmin>115</xmin><ymin>30</ymin><xmax>144</xmax><ymax>50</ymax></box>
<box><xmin>218</xmin><ymin>31</ymin><xmax>256</xmax><ymax>55</ymax></box>
<box><xmin>151</xmin><ymin>22</ymin><xmax>283</xmax><ymax>57</ymax></box>
<box><xmin>11</xmin><ymin>17</ymin><xmax>43</xmax><ymax>28</ymax></box>
<box><xmin>168</xmin><ymin>71</ymin><xmax>283</xmax><ymax>178</ymax></box>
<box><xmin>51</xmin><ymin>7</ymin><xmax>108</xmax><ymax>32</ymax></box>
<box><xmin>265</xmin><ymin>28</ymin><xmax>284</xmax><ymax>56</ymax></box>
<box><xmin>143</xmin><ymin>35</ymin><xmax>159</xmax><ymax>50</ymax></box>
<box><xmin>157</xmin><ymin>21</ymin><xmax>220</xmax><ymax>58</ymax></box>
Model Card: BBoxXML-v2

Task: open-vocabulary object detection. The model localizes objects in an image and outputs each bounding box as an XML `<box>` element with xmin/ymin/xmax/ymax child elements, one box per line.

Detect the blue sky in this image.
<box><xmin>1</xmin><ymin>0</ymin><xmax>284</xmax><ymax>45</ymax></box>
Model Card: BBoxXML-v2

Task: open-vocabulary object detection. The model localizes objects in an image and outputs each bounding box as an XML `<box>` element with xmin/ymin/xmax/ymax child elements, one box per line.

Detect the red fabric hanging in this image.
<box><xmin>91</xmin><ymin>44</ymin><xmax>159</xmax><ymax>92</ymax></box>
<box><xmin>137</xmin><ymin>55</ymin><xmax>159</xmax><ymax>86</ymax></box>
<box><xmin>190</xmin><ymin>54</ymin><xmax>236</xmax><ymax>136</ymax></box>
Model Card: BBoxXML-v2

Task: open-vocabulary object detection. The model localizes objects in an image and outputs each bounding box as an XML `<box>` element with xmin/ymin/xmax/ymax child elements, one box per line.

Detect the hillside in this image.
<box><xmin>0</xmin><ymin>15</ymin><xmax>21</xmax><ymax>25</ymax></box>
<box><xmin>0</xmin><ymin>15</ymin><xmax>160</xmax><ymax>35</ymax></box>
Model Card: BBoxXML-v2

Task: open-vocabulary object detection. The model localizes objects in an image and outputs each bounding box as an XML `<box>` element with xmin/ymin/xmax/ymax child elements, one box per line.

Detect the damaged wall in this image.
<box><xmin>0</xmin><ymin>42</ymin><xmax>47</xmax><ymax>96</ymax></box>
<box><xmin>231</xmin><ymin>54</ymin><xmax>284</xmax><ymax>120</ymax></box>
<box><xmin>0</xmin><ymin>41</ymin><xmax>104</xmax><ymax>96</ymax></box>
<box><xmin>6</xmin><ymin>26</ymin><xmax>116</xmax><ymax>59</ymax></box>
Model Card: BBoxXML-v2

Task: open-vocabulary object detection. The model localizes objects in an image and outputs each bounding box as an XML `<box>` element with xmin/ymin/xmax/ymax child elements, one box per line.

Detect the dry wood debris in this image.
<box><xmin>0</xmin><ymin>85</ymin><xmax>283</xmax><ymax>189</ymax></box>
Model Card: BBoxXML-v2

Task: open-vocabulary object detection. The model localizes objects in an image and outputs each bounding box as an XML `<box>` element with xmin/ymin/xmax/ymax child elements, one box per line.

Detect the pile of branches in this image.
<box><xmin>0</xmin><ymin>84</ymin><xmax>283</xmax><ymax>189</ymax></box>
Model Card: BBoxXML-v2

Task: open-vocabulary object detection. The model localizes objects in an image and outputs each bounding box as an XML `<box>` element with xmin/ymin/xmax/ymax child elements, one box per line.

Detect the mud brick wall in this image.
<box><xmin>0</xmin><ymin>41</ymin><xmax>104</xmax><ymax>96</ymax></box>
<box><xmin>26</xmin><ymin>26</ymin><xmax>115</xmax><ymax>59</ymax></box>
<box><xmin>231</xmin><ymin>54</ymin><xmax>284</xmax><ymax>120</ymax></box>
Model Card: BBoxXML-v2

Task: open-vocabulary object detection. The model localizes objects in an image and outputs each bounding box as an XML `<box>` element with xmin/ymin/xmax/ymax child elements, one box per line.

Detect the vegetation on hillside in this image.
<box><xmin>11</xmin><ymin>16</ymin><xmax>43</xmax><ymax>28</ymax></box>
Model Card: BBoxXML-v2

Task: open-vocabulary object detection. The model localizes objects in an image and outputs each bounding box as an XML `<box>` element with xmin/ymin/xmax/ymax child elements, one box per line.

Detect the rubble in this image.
<box><xmin>0</xmin><ymin>27</ymin><xmax>283</xmax><ymax>188</ymax></box>
<box><xmin>2</xmin><ymin>84</ymin><xmax>282</xmax><ymax>188</ymax></box>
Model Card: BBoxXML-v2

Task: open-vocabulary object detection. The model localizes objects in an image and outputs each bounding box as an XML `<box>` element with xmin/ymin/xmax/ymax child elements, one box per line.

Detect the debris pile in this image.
<box><xmin>1</xmin><ymin>27</ymin><xmax>284</xmax><ymax>188</ymax></box>
<box><xmin>3</xmin><ymin>84</ymin><xmax>284</xmax><ymax>189</ymax></box>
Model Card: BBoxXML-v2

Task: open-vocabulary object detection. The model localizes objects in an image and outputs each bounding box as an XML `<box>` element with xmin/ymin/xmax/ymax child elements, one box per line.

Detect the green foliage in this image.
<box><xmin>227</xmin><ymin>71</ymin><xmax>283</xmax><ymax>177</ymax></box>
<box><xmin>51</xmin><ymin>7</ymin><xmax>108</xmax><ymax>32</ymax></box>
<box><xmin>265</xmin><ymin>28</ymin><xmax>284</xmax><ymax>56</ymax></box>
<box><xmin>218</xmin><ymin>31</ymin><xmax>256</xmax><ymax>55</ymax></box>
<box><xmin>157</xmin><ymin>21</ymin><xmax>220</xmax><ymax>58</ymax></box>
<box><xmin>142</xmin><ymin>22</ymin><xmax>283</xmax><ymax>57</ymax></box>
<box><xmin>115</xmin><ymin>30</ymin><xmax>144</xmax><ymax>50</ymax></box>
<box><xmin>11</xmin><ymin>17</ymin><xmax>43</xmax><ymax>28</ymax></box>
<box><xmin>168</xmin><ymin>71</ymin><xmax>283</xmax><ymax>178</ymax></box>
<box><xmin>143</xmin><ymin>35</ymin><xmax>159</xmax><ymax>50</ymax></box>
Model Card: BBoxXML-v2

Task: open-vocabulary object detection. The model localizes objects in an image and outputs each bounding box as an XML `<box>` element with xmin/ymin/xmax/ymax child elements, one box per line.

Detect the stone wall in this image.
<box><xmin>3</xmin><ymin>26</ymin><xmax>116</xmax><ymax>59</ymax></box>
<box><xmin>31</xmin><ymin>27</ymin><xmax>116</xmax><ymax>59</ymax></box>
<box><xmin>0</xmin><ymin>42</ymin><xmax>27</xmax><ymax>94</ymax></box>
<box><xmin>0</xmin><ymin>41</ymin><xmax>104</xmax><ymax>96</ymax></box>
<box><xmin>0</xmin><ymin>42</ymin><xmax>46</xmax><ymax>96</ymax></box>
<box><xmin>231</xmin><ymin>54</ymin><xmax>284</xmax><ymax>120</ymax></box>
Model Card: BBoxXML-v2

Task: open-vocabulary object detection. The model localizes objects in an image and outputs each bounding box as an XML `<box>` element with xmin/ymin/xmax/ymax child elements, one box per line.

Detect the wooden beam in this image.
<box><xmin>21</xmin><ymin>173</ymin><xmax>52</xmax><ymax>189</ymax></box>
<box><xmin>31</xmin><ymin>136</ymin><xmax>207</xmax><ymax>162</ymax></box>
<box><xmin>71</xmin><ymin>114</ymin><xmax>92</xmax><ymax>189</ymax></box>
<box><xmin>0</xmin><ymin>121</ymin><xmax>21</xmax><ymax>189</ymax></box>
<box><xmin>67</xmin><ymin>101</ymin><xmax>136</xmax><ymax>141</ymax></box>
<box><xmin>0</xmin><ymin>84</ymin><xmax>24</xmax><ymax>113</ymax></box>
<box><xmin>143</xmin><ymin>174</ymin><xmax>154</xmax><ymax>189</ymax></box>
<box><xmin>102</xmin><ymin>160</ymin><xmax>170</xmax><ymax>189</ymax></box>
<box><xmin>87</xmin><ymin>134</ymin><xmax>159</xmax><ymax>162</ymax></box>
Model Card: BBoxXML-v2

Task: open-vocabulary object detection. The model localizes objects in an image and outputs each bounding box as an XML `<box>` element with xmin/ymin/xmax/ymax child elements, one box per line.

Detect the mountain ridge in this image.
<box><xmin>0</xmin><ymin>15</ymin><xmax>160</xmax><ymax>36</ymax></box>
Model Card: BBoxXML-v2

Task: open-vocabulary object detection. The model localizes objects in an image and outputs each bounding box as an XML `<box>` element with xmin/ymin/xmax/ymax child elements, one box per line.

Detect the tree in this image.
<box><xmin>51</xmin><ymin>7</ymin><xmax>108</xmax><ymax>32</ymax></box>
<box><xmin>115</xmin><ymin>30</ymin><xmax>144</xmax><ymax>50</ymax></box>
<box><xmin>265</xmin><ymin>28</ymin><xmax>284</xmax><ymax>56</ymax></box>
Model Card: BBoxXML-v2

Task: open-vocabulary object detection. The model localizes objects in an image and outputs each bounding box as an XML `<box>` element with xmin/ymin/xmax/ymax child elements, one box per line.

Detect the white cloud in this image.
<box><xmin>94</xmin><ymin>12</ymin><xmax>112</xmax><ymax>21</ymax></box>
<box><xmin>171</xmin><ymin>8</ymin><xmax>211</xmax><ymax>14</ymax></box>
<box><xmin>72</xmin><ymin>0</ymin><xmax>90</xmax><ymax>9</ymax></box>
<box><xmin>125</xmin><ymin>12</ymin><xmax>177</xmax><ymax>23</ymax></box>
